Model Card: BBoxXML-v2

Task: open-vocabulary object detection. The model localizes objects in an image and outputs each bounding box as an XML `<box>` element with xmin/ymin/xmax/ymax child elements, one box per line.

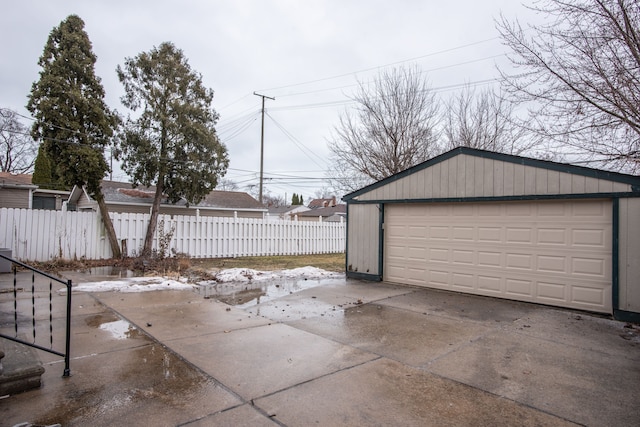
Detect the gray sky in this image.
<box><xmin>0</xmin><ymin>0</ymin><xmax>536</xmax><ymax>201</ymax></box>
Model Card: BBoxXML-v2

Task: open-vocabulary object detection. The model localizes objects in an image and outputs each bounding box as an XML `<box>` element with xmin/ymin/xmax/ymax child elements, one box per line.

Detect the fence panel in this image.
<box><xmin>0</xmin><ymin>208</ymin><xmax>345</xmax><ymax>261</ymax></box>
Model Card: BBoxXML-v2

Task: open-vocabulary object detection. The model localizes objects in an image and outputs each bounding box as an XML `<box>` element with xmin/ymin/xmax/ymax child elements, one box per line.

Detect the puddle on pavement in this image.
<box><xmin>197</xmin><ymin>277</ymin><xmax>327</xmax><ymax>308</ymax></box>
<box><xmin>83</xmin><ymin>266</ymin><xmax>141</xmax><ymax>278</ymax></box>
<box><xmin>85</xmin><ymin>313</ymin><xmax>141</xmax><ymax>340</ymax></box>
<box><xmin>22</xmin><ymin>344</ymin><xmax>227</xmax><ymax>427</ymax></box>
<box><xmin>99</xmin><ymin>319</ymin><xmax>140</xmax><ymax>339</ymax></box>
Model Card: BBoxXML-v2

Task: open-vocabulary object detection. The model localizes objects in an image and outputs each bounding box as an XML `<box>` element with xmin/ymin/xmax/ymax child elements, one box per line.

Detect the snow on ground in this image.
<box><xmin>212</xmin><ymin>266</ymin><xmax>342</xmax><ymax>283</ymax></box>
<box><xmin>66</xmin><ymin>277</ymin><xmax>195</xmax><ymax>293</ymax></box>
<box><xmin>66</xmin><ymin>266</ymin><xmax>343</xmax><ymax>293</ymax></box>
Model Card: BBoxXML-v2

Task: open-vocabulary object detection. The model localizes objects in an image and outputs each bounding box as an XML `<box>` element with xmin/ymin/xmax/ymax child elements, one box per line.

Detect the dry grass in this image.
<box><xmin>28</xmin><ymin>252</ymin><xmax>345</xmax><ymax>277</ymax></box>
<box><xmin>190</xmin><ymin>253</ymin><xmax>345</xmax><ymax>272</ymax></box>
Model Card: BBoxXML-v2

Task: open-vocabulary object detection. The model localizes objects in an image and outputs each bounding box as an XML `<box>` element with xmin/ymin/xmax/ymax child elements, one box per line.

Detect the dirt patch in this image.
<box><xmin>190</xmin><ymin>253</ymin><xmax>345</xmax><ymax>273</ymax></box>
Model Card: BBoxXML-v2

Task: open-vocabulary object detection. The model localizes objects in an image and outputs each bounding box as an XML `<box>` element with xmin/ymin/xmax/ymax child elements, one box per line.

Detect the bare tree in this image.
<box><xmin>497</xmin><ymin>0</ymin><xmax>640</xmax><ymax>173</ymax></box>
<box><xmin>262</xmin><ymin>192</ymin><xmax>286</xmax><ymax>208</ymax></box>
<box><xmin>244</xmin><ymin>184</ymin><xmax>285</xmax><ymax>207</ymax></box>
<box><xmin>328</xmin><ymin>65</ymin><xmax>441</xmax><ymax>190</ymax></box>
<box><xmin>215</xmin><ymin>178</ymin><xmax>239</xmax><ymax>191</ymax></box>
<box><xmin>442</xmin><ymin>86</ymin><xmax>539</xmax><ymax>155</ymax></box>
<box><xmin>0</xmin><ymin>108</ymin><xmax>37</xmax><ymax>173</ymax></box>
<box><xmin>327</xmin><ymin>157</ymin><xmax>378</xmax><ymax>196</ymax></box>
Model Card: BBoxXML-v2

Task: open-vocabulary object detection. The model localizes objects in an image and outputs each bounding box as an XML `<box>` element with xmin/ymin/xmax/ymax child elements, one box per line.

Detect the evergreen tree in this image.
<box><xmin>117</xmin><ymin>42</ymin><xmax>228</xmax><ymax>256</ymax></box>
<box><xmin>299</xmin><ymin>195</ymin><xmax>303</xmax><ymax>205</ymax></box>
<box><xmin>32</xmin><ymin>145</ymin><xmax>54</xmax><ymax>188</ymax></box>
<box><xmin>292</xmin><ymin>193</ymin><xmax>299</xmax><ymax>205</ymax></box>
<box><xmin>27</xmin><ymin>15</ymin><xmax>121</xmax><ymax>257</ymax></box>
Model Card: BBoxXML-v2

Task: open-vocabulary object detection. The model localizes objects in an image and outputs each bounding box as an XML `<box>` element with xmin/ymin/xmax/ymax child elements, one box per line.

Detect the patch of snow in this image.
<box><xmin>213</xmin><ymin>268</ymin><xmax>278</xmax><ymax>283</ymax></box>
<box><xmin>62</xmin><ymin>276</ymin><xmax>196</xmax><ymax>293</ymax></box>
<box><xmin>63</xmin><ymin>266</ymin><xmax>344</xmax><ymax>293</ymax></box>
<box><xmin>212</xmin><ymin>266</ymin><xmax>343</xmax><ymax>283</ymax></box>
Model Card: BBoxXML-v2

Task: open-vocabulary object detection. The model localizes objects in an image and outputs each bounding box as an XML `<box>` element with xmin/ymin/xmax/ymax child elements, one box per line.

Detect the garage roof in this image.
<box><xmin>343</xmin><ymin>147</ymin><xmax>640</xmax><ymax>202</ymax></box>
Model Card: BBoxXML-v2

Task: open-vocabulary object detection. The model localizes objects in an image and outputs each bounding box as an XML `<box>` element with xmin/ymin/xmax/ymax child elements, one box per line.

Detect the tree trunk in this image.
<box><xmin>95</xmin><ymin>191</ymin><xmax>122</xmax><ymax>259</ymax></box>
<box><xmin>142</xmin><ymin>180</ymin><xmax>164</xmax><ymax>257</ymax></box>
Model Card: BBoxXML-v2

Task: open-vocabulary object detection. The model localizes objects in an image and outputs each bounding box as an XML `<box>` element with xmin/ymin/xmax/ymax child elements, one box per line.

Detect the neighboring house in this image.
<box><xmin>295</xmin><ymin>204</ymin><xmax>346</xmax><ymax>222</ymax></box>
<box><xmin>343</xmin><ymin>147</ymin><xmax>640</xmax><ymax>322</ymax></box>
<box><xmin>266</xmin><ymin>205</ymin><xmax>310</xmax><ymax>221</ymax></box>
<box><xmin>68</xmin><ymin>180</ymin><xmax>267</xmax><ymax>218</ymax></box>
<box><xmin>0</xmin><ymin>172</ymin><xmax>69</xmax><ymax>210</ymax></box>
<box><xmin>308</xmin><ymin>196</ymin><xmax>338</xmax><ymax>209</ymax></box>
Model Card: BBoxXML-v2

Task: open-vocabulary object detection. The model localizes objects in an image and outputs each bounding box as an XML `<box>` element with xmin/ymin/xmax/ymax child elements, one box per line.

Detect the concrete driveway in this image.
<box><xmin>2</xmin><ymin>274</ymin><xmax>639</xmax><ymax>426</ymax></box>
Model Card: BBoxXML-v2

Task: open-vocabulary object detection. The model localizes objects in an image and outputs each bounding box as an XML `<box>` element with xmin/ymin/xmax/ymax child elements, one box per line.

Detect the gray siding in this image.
<box><xmin>347</xmin><ymin>204</ymin><xmax>379</xmax><ymax>276</ymax></box>
<box><xmin>357</xmin><ymin>154</ymin><xmax>632</xmax><ymax>201</ymax></box>
<box><xmin>76</xmin><ymin>191</ymin><xmax>96</xmax><ymax>211</ymax></box>
<box><xmin>618</xmin><ymin>198</ymin><xmax>640</xmax><ymax>313</ymax></box>
<box><xmin>0</xmin><ymin>188</ymin><xmax>30</xmax><ymax>208</ymax></box>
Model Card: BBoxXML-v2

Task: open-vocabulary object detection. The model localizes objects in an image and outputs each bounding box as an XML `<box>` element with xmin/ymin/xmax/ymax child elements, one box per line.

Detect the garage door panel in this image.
<box><xmin>452</xmin><ymin>226</ymin><xmax>474</xmax><ymax>240</ymax></box>
<box><xmin>572</xmin><ymin>257</ymin><xmax>606</xmax><ymax>277</ymax></box>
<box><xmin>572</xmin><ymin>229</ymin><xmax>607</xmax><ymax>248</ymax></box>
<box><xmin>478</xmin><ymin>251</ymin><xmax>502</xmax><ymax>267</ymax></box>
<box><xmin>537</xmin><ymin>255</ymin><xmax>567</xmax><ymax>273</ymax></box>
<box><xmin>478</xmin><ymin>227</ymin><xmax>502</xmax><ymax>242</ymax></box>
<box><xmin>537</xmin><ymin>228</ymin><xmax>566</xmax><ymax>245</ymax></box>
<box><xmin>536</xmin><ymin>282</ymin><xmax>567</xmax><ymax>303</ymax></box>
<box><xmin>452</xmin><ymin>272</ymin><xmax>474</xmax><ymax>289</ymax></box>
<box><xmin>477</xmin><ymin>275</ymin><xmax>502</xmax><ymax>293</ymax></box>
<box><xmin>572</xmin><ymin>285</ymin><xmax>607</xmax><ymax>308</ymax></box>
<box><xmin>452</xmin><ymin>249</ymin><xmax>474</xmax><ymax>265</ymax></box>
<box><xmin>384</xmin><ymin>200</ymin><xmax>612</xmax><ymax>313</ymax></box>
<box><xmin>428</xmin><ymin>248</ymin><xmax>449</xmax><ymax>263</ymax></box>
<box><xmin>430</xmin><ymin>226</ymin><xmax>449</xmax><ymax>239</ymax></box>
<box><xmin>505</xmin><ymin>253</ymin><xmax>533</xmax><ymax>270</ymax></box>
<box><xmin>505</xmin><ymin>278</ymin><xmax>534</xmax><ymax>297</ymax></box>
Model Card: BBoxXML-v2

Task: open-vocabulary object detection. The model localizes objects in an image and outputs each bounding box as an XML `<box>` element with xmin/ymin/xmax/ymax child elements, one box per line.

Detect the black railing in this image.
<box><xmin>0</xmin><ymin>253</ymin><xmax>72</xmax><ymax>377</ymax></box>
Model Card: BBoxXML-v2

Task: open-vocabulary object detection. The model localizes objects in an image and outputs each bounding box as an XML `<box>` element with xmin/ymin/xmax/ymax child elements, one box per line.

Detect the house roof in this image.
<box><xmin>0</xmin><ymin>172</ymin><xmax>37</xmax><ymax>188</ymax></box>
<box><xmin>343</xmin><ymin>147</ymin><xmax>640</xmax><ymax>201</ymax></box>
<box><xmin>308</xmin><ymin>196</ymin><xmax>337</xmax><ymax>209</ymax></box>
<box><xmin>267</xmin><ymin>205</ymin><xmax>310</xmax><ymax>214</ymax></box>
<box><xmin>198</xmin><ymin>190</ymin><xmax>265</xmax><ymax>210</ymax></box>
<box><xmin>72</xmin><ymin>180</ymin><xmax>266</xmax><ymax>211</ymax></box>
<box><xmin>296</xmin><ymin>204</ymin><xmax>346</xmax><ymax>217</ymax></box>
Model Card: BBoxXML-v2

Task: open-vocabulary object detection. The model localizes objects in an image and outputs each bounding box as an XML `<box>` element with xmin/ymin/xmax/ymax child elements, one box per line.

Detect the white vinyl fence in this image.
<box><xmin>0</xmin><ymin>208</ymin><xmax>346</xmax><ymax>262</ymax></box>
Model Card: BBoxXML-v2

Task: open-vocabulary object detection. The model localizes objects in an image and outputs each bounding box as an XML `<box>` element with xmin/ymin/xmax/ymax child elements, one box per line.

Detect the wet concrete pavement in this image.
<box><xmin>1</xmin><ymin>272</ymin><xmax>639</xmax><ymax>426</ymax></box>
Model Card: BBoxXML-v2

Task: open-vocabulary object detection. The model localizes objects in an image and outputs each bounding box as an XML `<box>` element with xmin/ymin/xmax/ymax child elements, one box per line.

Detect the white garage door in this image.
<box><xmin>384</xmin><ymin>200</ymin><xmax>612</xmax><ymax>313</ymax></box>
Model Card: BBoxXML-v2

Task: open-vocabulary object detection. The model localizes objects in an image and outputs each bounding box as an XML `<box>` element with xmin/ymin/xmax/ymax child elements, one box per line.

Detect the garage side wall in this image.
<box><xmin>346</xmin><ymin>203</ymin><xmax>380</xmax><ymax>279</ymax></box>
<box><xmin>618</xmin><ymin>198</ymin><xmax>640</xmax><ymax>313</ymax></box>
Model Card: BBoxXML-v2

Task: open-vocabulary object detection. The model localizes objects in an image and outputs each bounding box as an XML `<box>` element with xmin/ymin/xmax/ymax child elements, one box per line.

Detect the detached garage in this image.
<box><xmin>343</xmin><ymin>148</ymin><xmax>640</xmax><ymax>321</ymax></box>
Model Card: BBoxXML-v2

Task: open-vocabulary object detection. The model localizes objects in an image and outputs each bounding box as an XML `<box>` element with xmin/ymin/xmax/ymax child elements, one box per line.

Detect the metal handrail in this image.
<box><xmin>0</xmin><ymin>252</ymin><xmax>72</xmax><ymax>377</ymax></box>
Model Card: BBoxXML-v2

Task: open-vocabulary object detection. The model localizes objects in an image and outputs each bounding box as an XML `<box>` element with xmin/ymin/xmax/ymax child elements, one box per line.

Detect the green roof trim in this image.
<box><xmin>342</xmin><ymin>147</ymin><xmax>640</xmax><ymax>201</ymax></box>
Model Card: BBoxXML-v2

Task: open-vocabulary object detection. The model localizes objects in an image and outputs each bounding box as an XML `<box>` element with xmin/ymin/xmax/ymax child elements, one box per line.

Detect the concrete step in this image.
<box><xmin>0</xmin><ymin>337</ymin><xmax>45</xmax><ymax>396</ymax></box>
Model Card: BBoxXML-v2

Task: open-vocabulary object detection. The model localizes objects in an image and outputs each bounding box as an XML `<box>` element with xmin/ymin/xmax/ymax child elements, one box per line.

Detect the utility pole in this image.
<box><xmin>253</xmin><ymin>92</ymin><xmax>275</xmax><ymax>204</ymax></box>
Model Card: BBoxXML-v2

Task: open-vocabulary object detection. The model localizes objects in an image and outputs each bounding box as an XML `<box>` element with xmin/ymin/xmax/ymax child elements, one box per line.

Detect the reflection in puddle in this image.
<box><xmin>84</xmin><ymin>266</ymin><xmax>140</xmax><ymax>278</ymax></box>
<box><xmin>197</xmin><ymin>277</ymin><xmax>330</xmax><ymax>307</ymax></box>
<box><xmin>30</xmin><ymin>344</ymin><xmax>223</xmax><ymax>426</ymax></box>
<box><xmin>99</xmin><ymin>319</ymin><xmax>138</xmax><ymax>339</ymax></box>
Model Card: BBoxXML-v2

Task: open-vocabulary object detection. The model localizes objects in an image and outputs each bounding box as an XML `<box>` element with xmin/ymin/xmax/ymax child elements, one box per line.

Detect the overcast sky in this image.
<box><xmin>1</xmin><ymin>0</ymin><xmax>537</xmax><ymax>202</ymax></box>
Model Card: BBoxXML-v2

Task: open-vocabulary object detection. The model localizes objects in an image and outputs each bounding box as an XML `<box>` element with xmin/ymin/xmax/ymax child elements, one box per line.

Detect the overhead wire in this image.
<box><xmin>272</xmin><ymin>53</ymin><xmax>507</xmax><ymax>99</ymax></box>
<box><xmin>257</xmin><ymin>36</ymin><xmax>502</xmax><ymax>93</ymax></box>
<box><xmin>265</xmin><ymin>112</ymin><xmax>327</xmax><ymax>169</ymax></box>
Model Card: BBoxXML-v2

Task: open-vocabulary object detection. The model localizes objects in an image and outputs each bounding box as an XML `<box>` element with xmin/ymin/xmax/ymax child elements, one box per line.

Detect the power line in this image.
<box><xmin>273</xmin><ymin>53</ymin><xmax>507</xmax><ymax>99</ymax></box>
<box><xmin>265</xmin><ymin>112</ymin><xmax>327</xmax><ymax>169</ymax></box>
<box><xmin>257</xmin><ymin>37</ymin><xmax>501</xmax><ymax>93</ymax></box>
